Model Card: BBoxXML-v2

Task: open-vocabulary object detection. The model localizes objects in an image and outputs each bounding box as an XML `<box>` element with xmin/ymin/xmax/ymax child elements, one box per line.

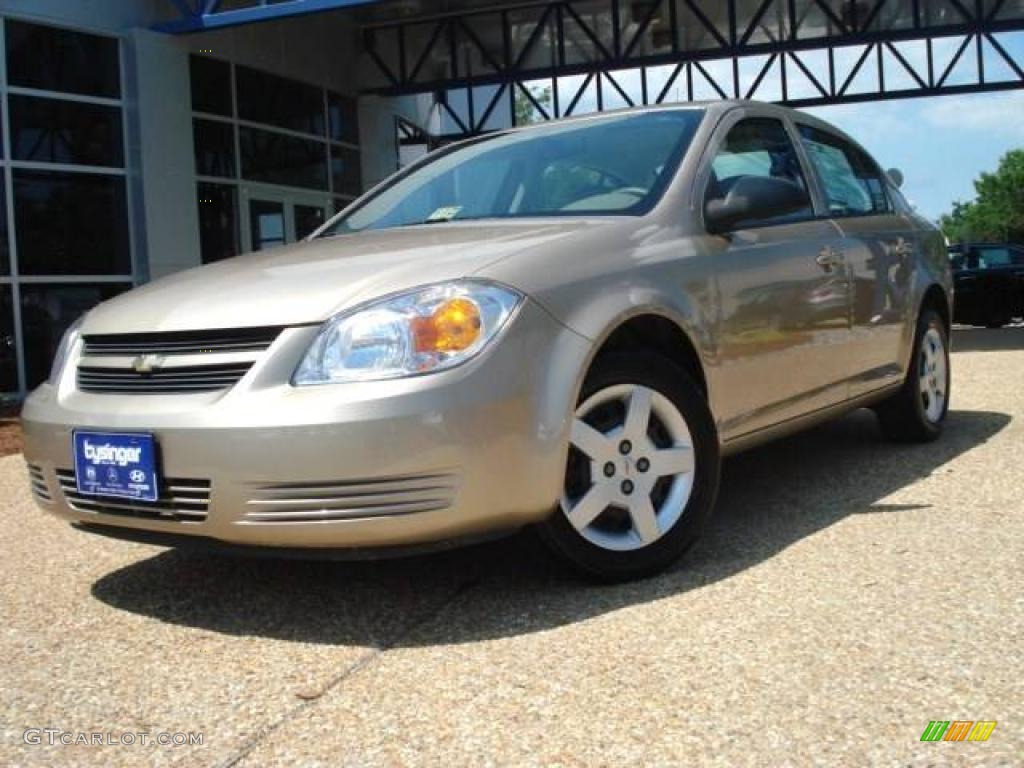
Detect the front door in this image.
<box><xmin>702</xmin><ymin>114</ymin><xmax>851</xmax><ymax>440</ymax></box>
<box><xmin>240</xmin><ymin>188</ymin><xmax>330</xmax><ymax>253</ymax></box>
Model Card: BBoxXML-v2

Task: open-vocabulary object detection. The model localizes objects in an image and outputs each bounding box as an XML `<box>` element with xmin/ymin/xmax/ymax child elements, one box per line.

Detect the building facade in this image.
<box><xmin>0</xmin><ymin>0</ymin><xmax>399</xmax><ymax>400</ymax></box>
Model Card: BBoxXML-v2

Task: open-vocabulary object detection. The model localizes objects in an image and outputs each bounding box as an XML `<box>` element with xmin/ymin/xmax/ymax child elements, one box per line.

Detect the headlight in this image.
<box><xmin>292</xmin><ymin>281</ymin><xmax>523</xmax><ymax>385</ymax></box>
<box><xmin>48</xmin><ymin>316</ymin><xmax>84</xmax><ymax>386</ymax></box>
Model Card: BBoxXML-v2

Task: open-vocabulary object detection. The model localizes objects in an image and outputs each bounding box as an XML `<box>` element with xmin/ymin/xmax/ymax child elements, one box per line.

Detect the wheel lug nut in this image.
<box><xmin>636</xmin><ymin>458</ymin><xmax>650</xmax><ymax>473</ymax></box>
<box><xmin>603</xmin><ymin>462</ymin><xmax>616</xmax><ymax>477</ymax></box>
<box><xmin>621</xmin><ymin>480</ymin><xmax>634</xmax><ymax>495</ymax></box>
<box><xmin>619</xmin><ymin>440</ymin><xmax>632</xmax><ymax>455</ymax></box>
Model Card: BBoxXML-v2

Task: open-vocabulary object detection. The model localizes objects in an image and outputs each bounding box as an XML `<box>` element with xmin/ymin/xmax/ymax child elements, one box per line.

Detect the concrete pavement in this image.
<box><xmin>1</xmin><ymin>326</ymin><xmax>1021</xmax><ymax>767</ymax></box>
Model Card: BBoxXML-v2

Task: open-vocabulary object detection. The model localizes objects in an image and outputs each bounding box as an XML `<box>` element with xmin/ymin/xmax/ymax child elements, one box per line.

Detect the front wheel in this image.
<box><xmin>874</xmin><ymin>308</ymin><xmax>950</xmax><ymax>442</ymax></box>
<box><xmin>538</xmin><ymin>351</ymin><xmax>720</xmax><ymax>581</ymax></box>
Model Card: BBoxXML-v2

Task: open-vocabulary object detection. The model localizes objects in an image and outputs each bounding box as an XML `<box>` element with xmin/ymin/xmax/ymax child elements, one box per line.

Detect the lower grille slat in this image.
<box><xmin>56</xmin><ymin>470</ymin><xmax>211</xmax><ymax>523</ymax></box>
<box><xmin>27</xmin><ymin>464</ymin><xmax>52</xmax><ymax>503</ymax></box>
<box><xmin>243</xmin><ymin>472</ymin><xmax>460</xmax><ymax>524</ymax></box>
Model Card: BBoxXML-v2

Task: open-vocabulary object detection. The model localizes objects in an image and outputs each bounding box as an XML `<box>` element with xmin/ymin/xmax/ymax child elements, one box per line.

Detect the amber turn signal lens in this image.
<box><xmin>411</xmin><ymin>297</ymin><xmax>482</xmax><ymax>354</ymax></box>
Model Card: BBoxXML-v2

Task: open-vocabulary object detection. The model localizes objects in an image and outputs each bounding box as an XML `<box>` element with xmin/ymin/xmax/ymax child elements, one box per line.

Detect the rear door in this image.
<box><xmin>795</xmin><ymin>124</ymin><xmax>916</xmax><ymax>397</ymax></box>
<box><xmin>701</xmin><ymin>113</ymin><xmax>852</xmax><ymax>440</ymax></box>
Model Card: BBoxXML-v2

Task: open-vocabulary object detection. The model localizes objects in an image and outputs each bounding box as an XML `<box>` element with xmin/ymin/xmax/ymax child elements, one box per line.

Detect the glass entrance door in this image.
<box><xmin>248</xmin><ymin>199</ymin><xmax>285</xmax><ymax>251</ymax></box>
<box><xmin>241</xmin><ymin>188</ymin><xmax>330</xmax><ymax>253</ymax></box>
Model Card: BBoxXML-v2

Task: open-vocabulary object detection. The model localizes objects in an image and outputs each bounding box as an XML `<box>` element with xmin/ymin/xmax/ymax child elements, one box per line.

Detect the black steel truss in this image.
<box><xmin>363</xmin><ymin>0</ymin><xmax>1024</xmax><ymax>136</ymax></box>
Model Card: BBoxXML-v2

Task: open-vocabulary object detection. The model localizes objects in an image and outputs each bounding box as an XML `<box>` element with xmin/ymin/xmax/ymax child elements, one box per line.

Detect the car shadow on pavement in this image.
<box><xmin>91</xmin><ymin>408</ymin><xmax>1009</xmax><ymax>647</ymax></box>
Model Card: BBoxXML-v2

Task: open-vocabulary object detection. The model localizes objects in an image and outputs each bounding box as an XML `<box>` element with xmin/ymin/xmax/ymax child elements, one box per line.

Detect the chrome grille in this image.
<box><xmin>76</xmin><ymin>326</ymin><xmax>282</xmax><ymax>395</ymax></box>
<box><xmin>242</xmin><ymin>472</ymin><xmax>459</xmax><ymax>524</ymax></box>
<box><xmin>27</xmin><ymin>464</ymin><xmax>52</xmax><ymax>503</ymax></box>
<box><xmin>56</xmin><ymin>469</ymin><xmax>211</xmax><ymax>523</ymax></box>
<box><xmin>82</xmin><ymin>326</ymin><xmax>282</xmax><ymax>356</ymax></box>
<box><xmin>77</xmin><ymin>363</ymin><xmax>253</xmax><ymax>394</ymax></box>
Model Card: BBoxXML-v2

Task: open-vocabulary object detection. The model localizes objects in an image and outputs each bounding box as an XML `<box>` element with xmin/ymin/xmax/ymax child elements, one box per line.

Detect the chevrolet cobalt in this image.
<box><xmin>23</xmin><ymin>102</ymin><xmax>952</xmax><ymax>580</ymax></box>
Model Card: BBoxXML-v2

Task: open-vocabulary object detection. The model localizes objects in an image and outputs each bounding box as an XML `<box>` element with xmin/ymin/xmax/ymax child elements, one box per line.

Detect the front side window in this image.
<box><xmin>704</xmin><ymin>117</ymin><xmax>813</xmax><ymax>227</ymax></box>
<box><xmin>797</xmin><ymin>125</ymin><xmax>890</xmax><ymax>216</ymax></box>
<box><xmin>321</xmin><ymin>110</ymin><xmax>703</xmax><ymax>235</ymax></box>
<box><xmin>700</xmin><ymin>115</ymin><xmax>811</xmax><ymax>228</ymax></box>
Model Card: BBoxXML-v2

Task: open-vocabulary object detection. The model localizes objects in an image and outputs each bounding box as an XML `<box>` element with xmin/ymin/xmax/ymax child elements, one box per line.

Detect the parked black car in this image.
<box><xmin>949</xmin><ymin>243</ymin><xmax>1024</xmax><ymax>328</ymax></box>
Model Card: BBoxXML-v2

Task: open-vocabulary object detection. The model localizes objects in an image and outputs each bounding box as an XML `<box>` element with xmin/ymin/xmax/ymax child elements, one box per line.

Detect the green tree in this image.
<box><xmin>513</xmin><ymin>84</ymin><xmax>553</xmax><ymax>126</ymax></box>
<box><xmin>940</xmin><ymin>149</ymin><xmax>1024</xmax><ymax>244</ymax></box>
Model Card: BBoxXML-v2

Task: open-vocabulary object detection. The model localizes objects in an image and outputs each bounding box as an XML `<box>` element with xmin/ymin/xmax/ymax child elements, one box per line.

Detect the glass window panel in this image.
<box><xmin>331</xmin><ymin>145</ymin><xmax>362</xmax><ymax>197</ymax></box>
<box><xmin>10</xmin><ymin>95</ymin><xmax>124</xmax><ymax>167</ymax></box>
<box><xmin>797</xmin><ymin>125</ymin><xmax>891</xmax><ymax>216</ymax></box>
<box><xmin>706</xmin><ymin>118</ymin><xmax>814</xmax><ymax>227</ymax></box>
<box><xmin>190</xmin><ymin>55</ymin><xmax>232</xmax><ymax>116</ymax></box>
<box><xmin>5</xmin><ymin>20</ymin><xmax>120</xmax><ymax>98</ymax></box>
<box><xmin>236</xmin><ymin>65</ymin><xmax>325</xmax><ymax>136</ymax></box>
<box><xmin>0</xmin><ymin>286</ymin><xmax>14</xmax><ymax>393</ymax></box>
<box><xmin>197</xmin><ymin>183</ymin><xmax>239</xmax><ymax>264</ymax></box>
<box><xmin>0</xmin><ymin>176</ymin><xmax>8</xmax><ymax>275</ymax></box>
<box><xmin>240</xmin><ymin>127</ymin><xmax>328</xmax><ymax>190</ymax></box>
<box><xmin>20</xmin><ymin>283</ymin><xmax>130</xmax><ymax>388</ymax></box>
<box><xmin>294</xmin><ymin>204</ymin><xmax>326</xmax><ymax>240</ymax></box>
<box><xmin>193</xmin><ymin>119</ymin><xmax>236</xmax><ymax>178</ymax></box>
<box><xmin>14</xmin><ymin>170</ymin><xmax>131</xmax><ymax>275</ymax></box>
<box><xmin>328</xmin><ymin>92</ymin><xmax>359</xmax><ymax>144</ymax></box>
<box><xmin>325</xmin><ymin>111</ymin><xmax>700</xmax><ymax>234</ymax></box>
<box><xmin>248</xmin><ymin>200</ymin><xmax>286</xmax><ymax>251</ymax></box>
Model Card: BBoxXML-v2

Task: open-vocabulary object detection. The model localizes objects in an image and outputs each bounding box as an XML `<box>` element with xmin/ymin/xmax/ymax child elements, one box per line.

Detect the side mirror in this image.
<box><xmin>887</xmin><ymin>168</ymin><xmax>904</xmax><ymax>188</ymax></box>
<box><xmin>704</xmin><ymin>176</ymin><xmax>809</xmax><ymax>234</ymax></box>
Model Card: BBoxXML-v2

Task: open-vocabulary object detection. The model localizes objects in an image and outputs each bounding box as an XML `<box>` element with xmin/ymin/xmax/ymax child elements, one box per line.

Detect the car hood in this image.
<box><xmin>82</xmin><ymin>220</ymin><xmax>605</xmax><ymax>335</ymax></box>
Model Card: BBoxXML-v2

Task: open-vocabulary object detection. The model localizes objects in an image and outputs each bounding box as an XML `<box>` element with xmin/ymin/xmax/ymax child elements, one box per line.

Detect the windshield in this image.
<box><xmin>320</xmin><ymin>110</ymin><xmax>704</xmax><ymax>236</ymax></box>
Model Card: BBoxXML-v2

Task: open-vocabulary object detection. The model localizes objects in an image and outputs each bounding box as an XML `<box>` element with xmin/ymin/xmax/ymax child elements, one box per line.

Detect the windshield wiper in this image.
<box><xmin>406</xmin><ymin>215</ymin><xmax>493</xmax><ymax>227</ymax></box>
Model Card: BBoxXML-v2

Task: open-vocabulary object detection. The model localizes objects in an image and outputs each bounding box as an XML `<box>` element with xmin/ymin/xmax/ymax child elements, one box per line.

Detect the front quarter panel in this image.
<box><xmin>477</xmin><ymin>218</ymin><xmax>718</xmax><ymax>417</ymax></box>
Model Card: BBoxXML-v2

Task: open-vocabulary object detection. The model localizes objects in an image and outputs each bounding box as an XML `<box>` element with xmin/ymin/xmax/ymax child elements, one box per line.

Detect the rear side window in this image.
<box><xmin>971</xmin><ymin>247</ymin><xmax>1013</xmax><ymax>269</ymax></box>
<box><xmin>705</xmin><ymin>117</ymin><xmax>813</xmax><ymax>226</ymax></box>
<box><xmin>797</xmin><ymin>125</ymin><xmax>890</xmax><ymax>217</ymax></box>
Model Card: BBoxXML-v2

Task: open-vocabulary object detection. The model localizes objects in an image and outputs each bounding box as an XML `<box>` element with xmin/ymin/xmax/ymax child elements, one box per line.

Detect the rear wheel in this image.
<box><xmin>538</xmin><ymin>351</ymin><xmax>720</xmax><ymax>581</ymax></box>
<box><xmin>874</xmin><ymin>308</ymin><xmax>949</xmax><ymax>442</ymax></box>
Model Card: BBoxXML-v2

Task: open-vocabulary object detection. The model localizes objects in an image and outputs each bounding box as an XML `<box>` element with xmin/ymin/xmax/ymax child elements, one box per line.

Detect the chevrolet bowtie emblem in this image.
<box><xmin>132</xmin><ymin>354</ymin><xmax>165</xmax><ymax>374</ymax></box>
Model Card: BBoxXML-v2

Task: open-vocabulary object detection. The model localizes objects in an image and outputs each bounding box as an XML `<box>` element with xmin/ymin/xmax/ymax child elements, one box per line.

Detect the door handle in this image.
<box><xmin>816</xmin><ymin>246</ymin><xmax>844</xmax><ymax>270</ymax></box>
<box><xmin>893</xmin><ymin>237</ymin><xmax>914</xmax><ymax>257</ymax></box>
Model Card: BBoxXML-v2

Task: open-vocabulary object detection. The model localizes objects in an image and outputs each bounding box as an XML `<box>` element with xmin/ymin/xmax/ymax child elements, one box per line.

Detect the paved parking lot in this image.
<box><xmin>1</xmin><ymin>327</ymin><xmax>1021</xmax><ymax>767</ymax></box>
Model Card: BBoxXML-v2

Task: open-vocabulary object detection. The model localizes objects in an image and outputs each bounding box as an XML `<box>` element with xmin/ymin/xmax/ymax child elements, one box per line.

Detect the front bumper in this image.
<box><xmin>22</xmin><ymin>301</ymin><xmax>591</xmax><ymax>550</ymax></box>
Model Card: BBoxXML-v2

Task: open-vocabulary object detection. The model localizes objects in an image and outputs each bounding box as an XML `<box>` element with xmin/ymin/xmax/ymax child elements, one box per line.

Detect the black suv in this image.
<box><xmin>949</xmin><ymin>243</ymin><xmax>1024</xmax><ymax>328</ymax></box>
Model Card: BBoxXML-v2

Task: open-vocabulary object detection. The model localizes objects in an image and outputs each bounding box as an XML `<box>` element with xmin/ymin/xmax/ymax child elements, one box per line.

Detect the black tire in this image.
<box><xmin>985</xmin><ymin>319</ymin><xmax>1008</xmax><ymax>329</ymax></box>
<box><xmin>537</xmin><ymin>350</ymin><xmax>720</xmax><ymax>582</ymax></box>
<box><xmin>874</xmin><ymin>308</ymin><xmax>950</xmax><ymax>442</ymax></box>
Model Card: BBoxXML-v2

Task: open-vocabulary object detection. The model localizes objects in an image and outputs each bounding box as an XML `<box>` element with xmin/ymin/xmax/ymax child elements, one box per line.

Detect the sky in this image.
<box><xmin>804</xmin><ymin>90</ymin><xmax>1024</xmax><ymax>222</ymax></box>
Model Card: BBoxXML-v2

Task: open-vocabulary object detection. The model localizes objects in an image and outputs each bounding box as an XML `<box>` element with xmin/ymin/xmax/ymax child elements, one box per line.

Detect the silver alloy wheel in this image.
<box><xmin>560</xmin><ymin>384</ymin><xmax>695</xmax><ymax>552</ymax></box>
<box><xmin>919</xmin><ymin>327</ymin><xmax>947</xmax><ymax>423</ymax></box>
